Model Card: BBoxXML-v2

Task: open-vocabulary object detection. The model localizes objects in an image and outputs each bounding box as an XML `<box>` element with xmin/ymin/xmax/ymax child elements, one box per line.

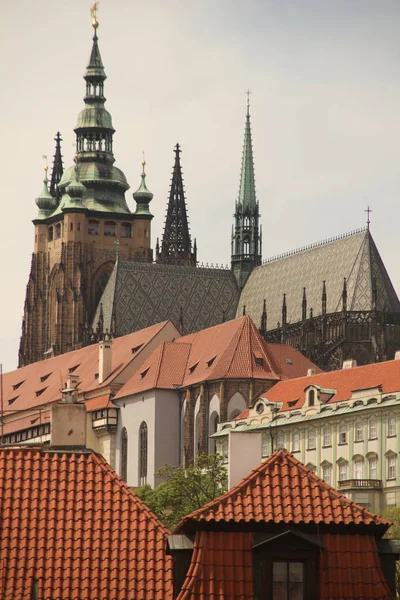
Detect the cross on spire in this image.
<box><xmin>245</xmin><ymin>89</ymin><xmax>252</xmax><ymax>114</ymax></box>
<box><xmin>365</xmin><ymin>205</ymin><xmax>372</xmax><ymax>230</ymax></box>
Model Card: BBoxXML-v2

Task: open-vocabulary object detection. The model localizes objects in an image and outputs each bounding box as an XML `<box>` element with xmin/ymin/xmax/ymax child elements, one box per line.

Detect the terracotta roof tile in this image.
<box><xmin>0</xmin><ymin>446</ymin><xmax>173</xmax><ymax>600</ymax></box>
<box><xmin>176</xmin><ymin>450</ymin><xmax>390</xmax><ymax>532</ymax></box>
<box><xmin>319</xmin><ymin>534</ymin><xmax>392</xmax><ymax>599</ymax></box>
<box><xmin>263</xmin><ymin>358</ymin><xmax>400</xmax><ymax>410</ymax></box>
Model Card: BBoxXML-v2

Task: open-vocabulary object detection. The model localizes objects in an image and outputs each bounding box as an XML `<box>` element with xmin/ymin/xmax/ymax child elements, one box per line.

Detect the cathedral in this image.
<box><xmin>19</xmin><ymin>15</ymin><xmax>400</xmax><ymax>371</ymax></box>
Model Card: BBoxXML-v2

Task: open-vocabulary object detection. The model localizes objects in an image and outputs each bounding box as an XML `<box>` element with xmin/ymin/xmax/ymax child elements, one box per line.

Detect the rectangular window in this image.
<box><xmin>323</xmin><ymin>427</ymin><xmax>331</xmax><ymax>447</ymax></box>
<box><xmin>369</xmin><ymin>420</ymin><xmax>377</xmax><ymax>440</ymax></box>
<box><xmin>369</xmin><ymin>458</ymin><xmax>377</xmax><ymax>480</ymax></box>
<box><xmin>261</xmin><ymin>433</ymin><xmax>268</xmax><ymax>458</ymax></box>
<box><xmin>355</xmin><ymin>421</ymin><xmax>363</xmax><ymax>442</ymax></box>
<box><xmin>277</xmin><ymin>431</ymin><xmax>284</xmax><ymax>449</ymax></box>
<box><xmin>322</xmin><ymin>465</ymin><xmax>331</xmax><ymax>485</ymax></box>
<box><xmin>388</xmin><ymin>416</ymin><xmax>396</xmax><ymax>438</ymax></box>
<box><xmin>273</xmin><ymin>561</ymin><xmax>304</xmax><ymax>600</ymax></box>
<box><xmin>339</xmin><ymin>424</ymin><xmax>347</xmax><ymax>445</ymax></box>
<box><xmin>338</xmin><ymin>462</ymin><xmax>347</xmax><ymax>481</ymax></box>
<box><xmin>292</xmin><ymin>431</ymin><xmax>300</xmax><ymax>452</ymax></box>
<box><xmin>354</xmin><ymin>461</ymin><xmax>363</xmax><ymax>480</ymax></box>
<box><xmin>388</xmin><ymin>456</ymin><xmax>396</xmax><ymax>480</ymax></box>
<box><xmin>307</xmin><ymin>429</ymin><xmax>316</xmax><ymax>450</ymax></box>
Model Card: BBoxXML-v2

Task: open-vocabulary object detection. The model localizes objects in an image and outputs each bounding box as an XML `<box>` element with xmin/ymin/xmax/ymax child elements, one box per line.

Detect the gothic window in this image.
<box><xmin>55</xmin><ymin>223</ymin><xmax>61</xmax><ymax>239</ymax></box>
<box><xmin>120</xmin><ymin>427</ymin><xmax>128</xmax><ymax>482</ymax></box>
<box><xmin>121</xmin><ymin>222</ymin><xmax>132</xmax><ymax>238</ymax></box>
<box><xmin>244</xmin><ymin>238</ymin><xmax>250</xmax><ymax>256</ymax></box>
<box><xmin>139</xmin><ymin>422</ymin><xmax>148</xmax><ymax>486</ymax></box>
<box><xmin>104</xmin><ymin>221</ymin><xmax>116</xmax><ymax>237</ymax></box>
<box><xmin>48</xmin><ymin>226</ymin><xmax>53</xmax><ymax>241</ymax></box>
<box><xmin>88</xmin><ymin>220</ymin><xmax>100</xmax><ymax>235</ymax></box>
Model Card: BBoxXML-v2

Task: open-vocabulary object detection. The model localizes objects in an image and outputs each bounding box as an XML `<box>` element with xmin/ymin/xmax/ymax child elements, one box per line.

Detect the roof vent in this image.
<box><xmin>342</xmin><ymin>359</ymin><xmax>357</xmax><ymax>370</ymax></box>
<box><xmin>131</xmin><ymin>344</ymin><xmax>144</xmax><ymax>355</ymax></box>
<box><xmin>189</xmin><ymin>362</ymin><xmax>199</xmax><ymax>374</ymax></box>
<box><xmin>140</xmin><ymin>367</ymin><xmax>150</xmax><ymax>379</ymax></box>
<box><xmin>207</xmin><ymin>356</ymin><xmax>216</xmax><ymax>368</ymax></box>
<box><xmin>12</xmin><ymin>380</ymin><xmax>24</xmax><ymax>391</ymax></box>
<box><xmin>286</xmin><ymin>359</ymin><xmax>293</xmax><ymax>365</ymax></box>
<box><xmin>40</xmin><ymin>372</ymin><xmax>52</xmax><ymax>383</ymax></box>
<box><xmin>307</xmin><ymin>369</ymin><xmax>315</xmax><ymax>377</ymax></box>
<box><xmin>395</xmin><ymin>351</ymin><xmax>400</xmax><ymax>361</ymax></box>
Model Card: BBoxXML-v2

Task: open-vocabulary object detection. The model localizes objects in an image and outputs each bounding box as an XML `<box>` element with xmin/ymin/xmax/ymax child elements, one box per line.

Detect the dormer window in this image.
<box><xmin>40</xmin><ymin>373</ymin><xmax>52</xmax><ymax>383</ymax></box>
<box><xmin>206</xmin><ymin>356</ymin><xmax>216</xmax><ymax>368</ymax></box>
<box><xmin>140</xmin><ymin>367</ymin><xmax>150</xmax><ymax>379</ymax></box>
<box><xmin>254</xmin><ymin>353</ymin><xmax>264</xmax><ymax>367</ymax></box>
<box><xmin>256</xmin><ymin>403</ymin><xmax>265</xmax><ymax>415</ymax></box>
<box><xmin>131</xmin><ymin>344</ymin><xmax>143</xmax><ymax>354</ymax></box>
<box><xmin>308</xmin><ymin>389</ymin><xmax>315</xmax><ymax>406</ymax></box>
<box><xmin>189</xmin><ymin>362</ymin><xmax>199</xmax><ymax>375</ymax></box>
<box><xmin>13</xmin><ymin>381</ymin><xmax>24</xmax><ymax>391</ymax></box>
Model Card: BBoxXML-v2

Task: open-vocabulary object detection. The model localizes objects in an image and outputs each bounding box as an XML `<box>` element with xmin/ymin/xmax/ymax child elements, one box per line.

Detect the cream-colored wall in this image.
<box><xmin>229</xmin><ymin>431</ymin><xmax>262</xmax><ymax>489</ymax></box>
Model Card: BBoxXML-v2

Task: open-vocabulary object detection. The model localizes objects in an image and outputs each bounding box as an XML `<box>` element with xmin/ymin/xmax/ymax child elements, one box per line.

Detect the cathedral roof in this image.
<box><xmin>238</xmin><ymin>228</ymin><xmax>400</xmax><ymax>328</ymax></box>
<box><xmin>93</xmin><ymin>261</ymin><xmax>239</xmax><ymax>337</ymax></box>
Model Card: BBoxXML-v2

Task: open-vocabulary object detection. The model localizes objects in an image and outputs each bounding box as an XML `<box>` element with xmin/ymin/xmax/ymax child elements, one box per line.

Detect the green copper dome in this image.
<box><xmin>35</xmin><ymin>170</ymin><xmax>57</xmax><ymax>218</ymax></box>
<box><xmin>133</xmin><ymin>162</ymin><xmax>154</xmax><ymax>219</ymax></box>
<box><xmin>75</xmin><ymin>106</ymin><xmax>114</xmax><ymax>132</ymax></box>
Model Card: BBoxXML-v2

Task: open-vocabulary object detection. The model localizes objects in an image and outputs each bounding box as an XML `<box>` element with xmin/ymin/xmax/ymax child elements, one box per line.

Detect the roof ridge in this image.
<box><xmin>262</xmin><ymin>227</ymin><xmax>368</xmax><ymax>266</ymax></box>
<box><xmin>210</xmin><ymin>318</ymin><xmax>247</xmax><ymax>379</ymax></box>
<box><xmin>153</xmin><ymin>342</ymin><xmax>167</xmax><ymax>388</ymax></box>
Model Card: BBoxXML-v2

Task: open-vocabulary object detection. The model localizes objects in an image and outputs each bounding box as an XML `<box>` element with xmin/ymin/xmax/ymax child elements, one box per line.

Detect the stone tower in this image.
<box><xmin>19</xmin><ymin>17</ymin><xmax>153</xmax><ymax>367</ymax></box>
<box><xmin>231</xmin><ymin>99</ymin><xmax>262</xmax><ymax>289</ymax></box>
<box><xmin>156</xmin><ymin>144</ymin><xmax>197</xmax><ymax>266</ymax></box>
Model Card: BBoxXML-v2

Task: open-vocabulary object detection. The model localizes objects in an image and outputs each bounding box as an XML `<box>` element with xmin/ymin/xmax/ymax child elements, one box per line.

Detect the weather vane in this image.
<box><xmin>142</xmin><ymin>150</ymin><xmax>146</xmax><ymax>167</ymax></box>
<box><xmin>90</xmin><ymin>2</ymin><xmax>99</xmax><ymax>30</ymax></box>
<box><xmin>42</xmin><ymin>155</ymin><xmax>48</xmax><ymax>174</ymax></box>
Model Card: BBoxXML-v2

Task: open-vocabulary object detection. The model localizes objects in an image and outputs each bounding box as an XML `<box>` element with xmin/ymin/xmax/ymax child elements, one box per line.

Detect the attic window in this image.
<box><xmin>8</xmin><ymin>396</ymin><xmax>19</xmax><ymax>405</ymax></box>
<box><xmin>140</xmin><ymin>367</ymin><xmax>150</xmax><ymax>379</ymax></box>
<box><xmin>131</xmin><ymin>344</ymin><xmax>144</xmax><ymax>355</ymax></box>
<box><xmin>352</xmin><ymin>400</ymin><xmax>363</xmax><ymax>408</ymax></box>
<box><xmin>94</xmin><ymin>373</ymin><xmax>99</xmax><ymax>379</ymax></box>
<box><xmin>189</xmin><ymin>362</ymin><xmax>199</xmax><ymax>374</ymax></box>
<box><xmin>69</xmin><ymin>364</ymin><xmax>80</xmax><ymax>374</ymax></box>
<box><xmin>367</xmin><ymin>398</ymin><xmax>378</xmax><ymax>405</ymax></box>
<box><xmin>40</xmin><ymin>372</ymin><xmax>52</xmax><ymax>382</ymax></box>
<box><xmin>12</xmin><ymin>381</ymin><xmax>24</xmax><ymax>391</ymax></box>
<box><xmin>286</xmin><ymin>359</ymin><xmax>293</xmax><ymax>365</ymax></box>
<box><xmin>254</xmin><ymin>354</ymin><xmax>264</xmax><ymax>367</ymax></box>
<box><xmin>207</xmin><ymin>356</ymin><xmax>216</xmax><ymax>368</ymax></box>
<box><xmin>35</xmin><ymin>388</ymin><xmax>47</xmax><ymax>397</ymax></box>
<box><xmin>288</xmin><ymin>400</ymin><xmax>298</xmax><ymax>408</ymax></box>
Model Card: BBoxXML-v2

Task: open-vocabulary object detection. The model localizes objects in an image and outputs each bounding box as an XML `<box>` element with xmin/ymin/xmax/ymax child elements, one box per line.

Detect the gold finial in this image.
<box><xmin>42</xmin><ymin>155</ymin><xmax>48</xmax><ymax>175</ymax></box>
<box><xmin>90</xmin><ymin>2</ymin><xmax>99</xmax><ymax>30</ymax></box>
<box><xmin>141</xmin><ymin>150</ymin><xmax>146</xmax><ymax>173</ymax></box>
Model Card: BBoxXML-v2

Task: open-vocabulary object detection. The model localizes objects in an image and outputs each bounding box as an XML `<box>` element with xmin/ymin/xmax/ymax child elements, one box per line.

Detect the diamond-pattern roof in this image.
<box><xmin>238</xmin><ymin>229</ymin><xmax>400</xmax><ymax>329</ymax></box>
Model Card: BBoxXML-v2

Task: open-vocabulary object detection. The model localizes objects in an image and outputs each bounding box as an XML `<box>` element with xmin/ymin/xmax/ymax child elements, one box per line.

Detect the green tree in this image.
<box><xmin>135</xmin><ymin>453</ymin><xmax>228</xmax><ymax>530</ymax></box>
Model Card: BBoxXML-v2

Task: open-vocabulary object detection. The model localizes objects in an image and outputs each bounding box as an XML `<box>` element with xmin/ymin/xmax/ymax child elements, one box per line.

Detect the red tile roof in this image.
<box><xmin>262</xmin><ymin>358</ymin><xmax>400</xmax><ymax>411</ymax></box>
<box><xmin>176</xmin><ymin>450</ymin><xmax>390</xmax><ymax>532</ymax></box>
<box><xmin>176</xmin><ymin>531</ymin><xmax>254</xmax><ymax>600</ymax></box>
<box><xmin>319</xmin><ymin>534</ymin><xmax>392</xmax><ymax>599</ymax></box>
<box><xmin>0</xmin><ymin>446</ymin><xmax>173</xmax><ymax>600</ymax></box>
<box><xmin>116</xmin><ymin>317</ymin><xmax>320</xmax><ymax>397</ymax></box>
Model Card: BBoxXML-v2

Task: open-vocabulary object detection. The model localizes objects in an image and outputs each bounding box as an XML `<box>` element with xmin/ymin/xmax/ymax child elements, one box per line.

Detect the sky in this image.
<box><xmin>1</xmin><ymin>0</ymin><xmax>400</xmax><ymax>373</ymax></box>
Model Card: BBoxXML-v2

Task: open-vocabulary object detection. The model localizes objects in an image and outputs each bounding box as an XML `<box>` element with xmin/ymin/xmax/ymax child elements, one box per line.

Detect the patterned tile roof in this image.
<box><xmin>0</xmin><ymin>446</ymin><xmax>173</xmax><ymax>600</ymax></box>
<box><xmin>176</xmin><ymin>450</ymin><xmax>390</xmax><ymax>532</ymax></box>
<box><xmin>93</xmin><ymin>261</ymin><xmax>239</xmax><ymax>337</ymax></box>
<box><xmin>114</xmin><ymin>317</ymin><xmax>320</xmax><ymax>397</ymax></box>
<box><xmin>238</xmin><ymin>229</ymin><xmax>400</xmax><ymax>329</ymax></box>
<box><xmin>263</xmin><ymin>357</ymin><xmax>400</xmax><ymax>411</ymax></box>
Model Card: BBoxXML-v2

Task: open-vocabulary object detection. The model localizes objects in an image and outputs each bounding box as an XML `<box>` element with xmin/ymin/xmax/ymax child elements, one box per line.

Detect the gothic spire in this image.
<box><xmin>49</xmin><ymin>132</ymin><xmax>64</xmax><ymax>202</ymax></box>
<box><xmin>342</xmin><ymin>278</ymin><xmax>348</xmax><ymax>312</ymax></box>
<box><xmin>157</xmin><ymin>144</ymin><xmax>196</xmax><ymax>267</ymax></box>
<box><xmin>282</xmin><ymin>293</ymin><xmax>287</xmax><ymax>327</ymax></box>
<box><xmin>322</xmin><ymin>280</ymin><xmax>327</xmax><ymax>315</ymax></box>
<box><xmin>302</xmin><ymin>287</ymin><xmax>307</xmax><ymax>322</ymax></box>
<box><xmin>237</xmin><ymin>95</ymin><xmax>257</xmax><ymax>212</ymax></box>
<box><xmin>260</xmin><ymin>298</ymin><xmax>267</xmax><ymax>336</ymax></box>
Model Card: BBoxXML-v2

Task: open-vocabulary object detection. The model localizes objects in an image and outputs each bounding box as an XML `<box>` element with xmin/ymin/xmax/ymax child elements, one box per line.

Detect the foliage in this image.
<box><xmin>135</xmin><ymin>453</ymin><xmax>228</xmax><ymax>530</ymax></box>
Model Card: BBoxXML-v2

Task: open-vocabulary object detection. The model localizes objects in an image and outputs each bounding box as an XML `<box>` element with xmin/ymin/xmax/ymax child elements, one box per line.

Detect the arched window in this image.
<box><xmin>88</xmin><ymin>220</ymin><xmax>100</xmax><ymax>235</ymax></box>
<box><xmin>104</xmin><ymin>221</ymin><xmax>116</xmax><ymax>237</ymax></box>
<box><xmin>55</xmin><ymin>223</ymin><xmax>61</xmax><ymax>239</ymax></box>
<box><xmin>139</xmin><ymin>422</ymin><xmax>148</xmax><ymax>486</ymax></box>
<box><xmin>120</xmin><ymin>427</ymin><xmax>128</xmax><ymax>482</ymax></box>
<box><xmin>244</xmin><ymin>238</ymin><xmax>250</xmax><ymax>256</ymax></box>
<box><xmin>308</xmin><ymin>389</ymin><xmax>315</xmax><ymax>406</ymax></box>
<box><xmin>121</xmin><ymin>222</ymin><xmax>132</xmax><ymax>238</ymax></box>
<box><xmin>48</xmin><ymin>226</ymin><xmax>53</xmax><ymax>242</ymax></box>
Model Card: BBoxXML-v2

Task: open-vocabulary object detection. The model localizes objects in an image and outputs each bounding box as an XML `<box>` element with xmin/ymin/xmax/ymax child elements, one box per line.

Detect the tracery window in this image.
<box><xmin>120</xmin><ymin>427</ymin><xmax>128</xmax><ymax>482</ymax></box>
<box><xmin>139</xmin><ymin>422</ymin><xmax>148</xmax><ymax>486</ymax></box>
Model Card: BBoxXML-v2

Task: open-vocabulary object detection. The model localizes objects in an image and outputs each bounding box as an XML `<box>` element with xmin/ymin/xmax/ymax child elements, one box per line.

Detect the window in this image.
<box><xmin>273</xmin><ymin>561</ymin><xmax>304</xmax><ymax>599</ymax></box>
<box><xmin>388</xmin><ymin>416</ymin><xmax>396</xmax><ymax>438</ymax></box>
<box><xmin>322</xmin><ymin>464</ymin><xmax>332</xmax><ymax>485</ymax></box>
<box><xmin>338</xmin><ymin>423</ymin><xmax>347</xmax><ymax>445</ymax></box>
<box><xmin>104</xmin><ymin>221</ymin><xmax>116</xmax><ymax>236</ymax></box>
<box><xmin>355</xmin><ymin>420</ymin><xmax>363</xmax><ymax>442</ymax></box>
<box><xmin>120</xmin><ymin>427</ymin><xmax>128</xmax><ymax>482</ymax></box>
<box><xmin>368</xmin><ymin>457</ymin><xmax>377</xmax><ymax>479</ymax></box>
<box><xmin>388</xmin><ymin>455</ymin><xmax>396</xmax><ymax>480</ymax></box>
<box><xmin>48</xmin><ymin>226</ymin><xmax>53</xmax><ymax>241</ymax></box>
<box><xmin>277</xmin><ymin>430</ymin><xmax>285</xmax><ymax>449</ymax></box>
<box><xmin>88</xmin><ymin>220</ymin><xmax>100</xmax><ymax>235</ymax></box>
<box><xmin>261</xmin><ymin>433</ymin><xmax>268</xmax><ymax>458</ymax></box>
<box><xmin>308</xmin><ymin>389</ymin><xmax>315</xmax><ymax>407</ymax></box>
<box><xmin>369</xmin><ymin>419</ymin><xmax>377</xmax><ymax>440</ymax></box>
<box><xmin>338</xmin><ymin>461</ymin><xmax>347</xmax><ymax>482</ymax></box>
<box><xmin>307</xmin><ymin>428</ymin><xmax>316</xmax><ymax>450</ymax></box>
<box><xmin>222</xmin><ymin>438</ymin><xmax>229</xmax><ymax>463</ymax></box>
<box><xmin>55</xmin><ymin>223</ymin><xmax>61</xmax><ymax>239</ymax></box>
<box><xmin>354</xmin><ymin>459</ymin><xmax>363</xmax><ymax>480</ymax></box>
<box><xmin>139</xmin><ymin>422</ymin><xmax>148</xmax><ymax>486</ymax></box>
<box><xmin>292</xmin><ymin>431</ymin><xmax>300</xmax><ymax>452</ymax></box>
<box><xmin>323</xmin><ymin>426</ymin><xmax>331</xmax><ymax>447</ymax></box>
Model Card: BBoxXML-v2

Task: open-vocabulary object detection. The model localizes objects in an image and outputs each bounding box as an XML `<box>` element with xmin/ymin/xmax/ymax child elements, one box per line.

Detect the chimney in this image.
<box><xmin>307</xmin><ymin>368</ymin><xmax>316</xmax><ymax>377</ymax></box>
<box><xmin>342</xmin><ymin>359</ymin><xmax>357</xmax><ymax>370</ymax></box>
<box><xmin>98</xmin><ymin>334</ymin><xmax>113</xmax><ymax>384</ymax></box>
<box><xmin>395</xmin><ymin>351</ymin><xmax>400</xmax><ymax>361</ymax></box>
<box><xmin>50</xmin><ymin>385</ymin><xmax>86</xmax><ymax>447</ymax></box>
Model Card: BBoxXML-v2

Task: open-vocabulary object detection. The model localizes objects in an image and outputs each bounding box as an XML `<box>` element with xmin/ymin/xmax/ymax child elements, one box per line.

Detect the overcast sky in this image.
<box><xmin>1</xmin><ymin>0</ymin><xmax>400</xmax><ymax>373</ymax></box>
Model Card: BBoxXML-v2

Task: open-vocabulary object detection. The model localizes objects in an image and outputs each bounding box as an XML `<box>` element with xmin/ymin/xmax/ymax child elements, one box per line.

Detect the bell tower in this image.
<box><xmin>231</xmin><ymin>95</ymin><xmax>262</xmax><ymax>289</ymax></box>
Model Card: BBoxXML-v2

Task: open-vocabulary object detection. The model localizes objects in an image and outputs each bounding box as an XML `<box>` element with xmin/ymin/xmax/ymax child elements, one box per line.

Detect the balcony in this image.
<box><xmin>338</xmin><ymin>479</ymin><xmax>383</xmax><ymax>490</ymax></box>
<box><xmin>92</xmin><ymin>408</ymin><xmax>118</xmax><ymax>431</ymax></box>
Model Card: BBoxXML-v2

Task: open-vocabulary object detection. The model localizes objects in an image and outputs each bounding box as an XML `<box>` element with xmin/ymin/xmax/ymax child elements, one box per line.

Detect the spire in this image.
<box><xmin>322</xmin><ymin>280</ymin><xmax>327</xmax><ymax>315</ymax></box>
<box><xmin>157</xmin><ymin>144</ymin><xmax>196</xmax><ymax>267</ymax></box>
<box><xmin>282</xmin><ymin>293</ymin><xmax>287</xmax><ymax>327</ymax></box>
<box><xmin>49</xmin><ymin>132</ymin><xmax>64</xmax><ymax>202</ymax></box>
<box><xmin>133</xmin><ymin>159</ymin><xmax>154</xmax><ymax>219</ymax></box>
<box><xmin>238</xmin><ymin>92</ymin><xmax>257</xmax><ymax>212</ymax></box>
<box><xmin>302</xmin><ymin>287</ymin><xmax>307</xmax><ymax>322</ymax></box>
<box><xmin>64</xmin><ymin>162</ymin><xmax>86</xmax><ymax>208</ymax></box>
<box><xmin>35</xmin><ymin>162</ymin><xmax>57</xmax><ymax>219</ymax></box>
<box><xmin>260</xmin><ymin>298</ymin><xmax>267</xmax><ymax>336</ymax></box>
<box><xmin>342</xmin><ymin>278</ymin><xmax>347</xmax><ymax>312</ymax></box>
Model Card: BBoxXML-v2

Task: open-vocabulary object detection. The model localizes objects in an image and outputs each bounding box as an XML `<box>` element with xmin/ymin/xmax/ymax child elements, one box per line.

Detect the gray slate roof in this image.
<box><xmin>93</xmin><ymin>261</ymin><xmax>239</xmax><ymax>336</ymax></box>
<box><xmin>238</xmin><ymin>229</ymin><xmax>400</xmax><ymax>329</ymax></box>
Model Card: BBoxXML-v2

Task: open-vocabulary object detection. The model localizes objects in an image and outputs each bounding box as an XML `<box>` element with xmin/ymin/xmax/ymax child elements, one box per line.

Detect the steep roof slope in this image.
<box><xmin>263</xmin><ymin>357</ymin><xmax>400</xmax><ymax>410</ymax></box>
<box><xmin>176</xmin><ymin>450</ymin><xmax>390</xmax><ymax>532</ymax></box>
<box><xmin>0</xmin><ymin>446</ymin><xmax>173</xmax><ymax>600</ymax></box>
<box><xmin>239</xmin><ymin>229</ymin><xmax>400</xmax><ymax>329</ymax></box>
